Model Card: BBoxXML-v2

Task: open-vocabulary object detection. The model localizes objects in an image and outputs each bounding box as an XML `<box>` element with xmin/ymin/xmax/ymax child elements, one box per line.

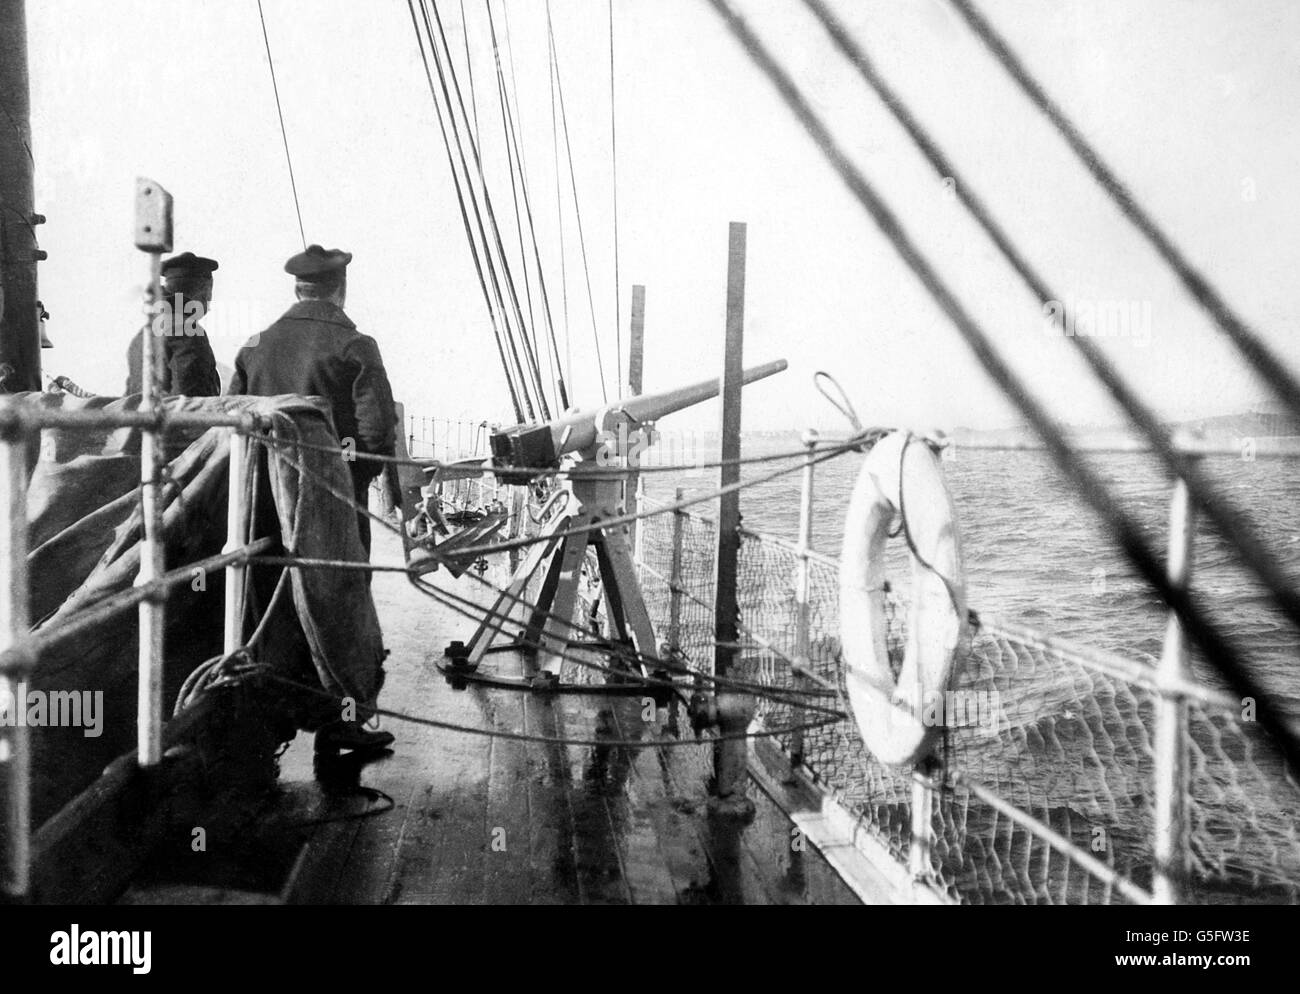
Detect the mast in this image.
<box><xmin>0</xmin><ymin>0</ymin><xmax>42</xmax><ymax>393</ymax></box>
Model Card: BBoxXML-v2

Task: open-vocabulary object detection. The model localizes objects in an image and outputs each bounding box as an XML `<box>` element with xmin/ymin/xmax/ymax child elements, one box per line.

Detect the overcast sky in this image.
<box><xmin>25</xmin><ymin>0</ymin><xmax>1300</xmax><ymax>432</ymax></box>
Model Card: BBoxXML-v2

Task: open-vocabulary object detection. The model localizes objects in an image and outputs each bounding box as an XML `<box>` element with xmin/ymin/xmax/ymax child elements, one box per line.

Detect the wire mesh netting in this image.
<box><xmin>632</xmin><ymin>495</ymin><xmax>1300</xmax><ymax>905</ymax></box>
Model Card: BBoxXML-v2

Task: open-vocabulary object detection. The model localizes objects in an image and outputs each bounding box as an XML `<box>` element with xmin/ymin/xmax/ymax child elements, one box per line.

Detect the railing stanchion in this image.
<box><xmin>0</xmin><ymin>424</ymin><xmax>31</xmax><ymax>899</ymax></box>
<box><xmin>632</xmin><ymin>474</ymin><xmax>647</xmax><ymax>566</ymax></box>
<box><xmin>710</xmin><ymin>221</ymin><xmax>752</xmax><ymax>813</ymax></box>
<box><xmin>668</xmin><ymin>487</ymin><xmax>686</xmax><ymax>657</ymax></box>
<box><xmin>223</xmin><ymin>430</ymin><xmax>249</xmax><ymax>654</ymax></box>
<box><xmin>1154</xmin><ymin>471</ymin><xmax>1196</xmax><ymax>904</ymax></box>
<box><xmin>626</xmin><ymin>284</ymin><xmax>647</xmax><ymax>554</ymax></box>
<box><xmin>790</xmin><ymin>429</ymin><xmax>818</xmax><ymax>770</ymax></box>
<box><xmin>135</xmin><ymin>181</ymin><xmax>171</xmax><ymax>769</ymax></box>
<box><xmin>910</xmin><ymin>758</ymin><xmax>937</xmax><ymax>881</ymax></box>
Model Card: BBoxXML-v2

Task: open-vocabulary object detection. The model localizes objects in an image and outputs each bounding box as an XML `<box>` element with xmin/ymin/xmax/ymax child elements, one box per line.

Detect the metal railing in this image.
<box><xmin>405</xmin><ymin>415</ymin><xmax>490</xmax><ymax>463</ymax></box>
<box><xmin>0</xmin><ymin>398</ymin><xmax>270</xmax><ymax>901</ymax></box>
<box><xmin>631</xmin><ymin>431</ymin><xmax>1300</xmax><ymax>905</ymax></box>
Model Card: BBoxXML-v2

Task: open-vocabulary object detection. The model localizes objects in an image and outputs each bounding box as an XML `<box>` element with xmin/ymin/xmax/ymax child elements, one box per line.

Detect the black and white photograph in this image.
<box><xmin>0</xmin><ymin>0</ymin><xmax>1295</xmax><ymax>961</ymax></box>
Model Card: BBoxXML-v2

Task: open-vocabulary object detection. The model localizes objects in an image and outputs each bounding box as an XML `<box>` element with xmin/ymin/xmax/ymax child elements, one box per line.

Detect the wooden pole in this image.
<box><xmin>714</xmin><ymin>225</ymin><xmax>745</xmax><ymax>680</ymax></box>
<box><xmin>628</xmin><ymin>285</ymin><xmax>645</xmax><ymax>397</ymax></box>
<box><xmin>626</xmin><ymin>284</ymin><xmax>646</xmax><ymax>550</ymax></box>
<box><xmin>0</xmin><ymin>0</ymin><xmax>43</xmax><ymax>393</ymax></box>
<box><xmin>668</xmin><ymin>486</ymin><xmax>686</xmax><ymax>656</ymax></box>
<box><xmin>710</xmin><ymin>222</ymin><xmax>753</xmax><ymax>817</ymax></box>
<box><xmin>0</xmin><ymin>427</ymin><xmax>30</xmax><ymax>898</ymax></box>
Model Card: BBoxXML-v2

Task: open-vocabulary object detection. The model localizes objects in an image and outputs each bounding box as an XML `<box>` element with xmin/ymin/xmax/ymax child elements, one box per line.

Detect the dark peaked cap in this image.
<box><xmin>161</xmin><ymin>252</ymin><xmax>219</xmax><ymax>281</ymax></box>
<box><xmin>285</xmin><ymin>244</ymin><xmax>352</xmax><ymax>281</ymax></box>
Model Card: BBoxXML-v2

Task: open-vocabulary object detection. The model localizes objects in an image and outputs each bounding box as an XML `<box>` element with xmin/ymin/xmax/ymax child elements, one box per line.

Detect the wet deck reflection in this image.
<box><xmin>126</xmin><ymin>528</ymin><xmax>860</xmax><ymax>905</ymax></box>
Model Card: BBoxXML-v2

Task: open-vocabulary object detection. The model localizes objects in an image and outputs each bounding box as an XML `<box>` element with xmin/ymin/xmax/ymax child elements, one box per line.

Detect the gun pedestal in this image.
<box><xmin>443</xmin><ymin>454</ymin><xmax>655</xmax><ymax>684</ymax></box>
<box><xmin>445</xmin><ymin>359</ymin><xmax>787</xmax><ymax>687</ymax></box>
<box><xmin>524</xmin><ymin>454</ymin><xmax>655</xmax><ymax>677</ymax></box>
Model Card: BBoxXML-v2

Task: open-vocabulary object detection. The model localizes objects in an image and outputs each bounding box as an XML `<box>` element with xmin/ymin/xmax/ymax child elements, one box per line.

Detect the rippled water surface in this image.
<box><xmin>645</xmin><ymin>434</ymin><xmax>1300</xmax><ymax>715</ymax></box>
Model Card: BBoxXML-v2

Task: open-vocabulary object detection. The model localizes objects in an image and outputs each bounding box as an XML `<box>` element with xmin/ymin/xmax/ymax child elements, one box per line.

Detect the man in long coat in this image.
<box><xmin>228</xmin><ymin>244</ymin><xmax>398</xmax><ymax>756</ymax></box>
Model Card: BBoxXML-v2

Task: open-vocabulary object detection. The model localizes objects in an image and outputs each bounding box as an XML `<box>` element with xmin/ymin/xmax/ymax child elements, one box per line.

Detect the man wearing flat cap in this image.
<box><xmin>228</xmin><ymin>244</ymin><xmax>398</xmax><ymax>555</ymax></box>
<box><xmin>125</xmin><ymin>251</ymin><xmax>222</xmax><ymax>397</ymax></box>
<box><xmin>229</xmin><ymin>245</ymin><xmax>398</xmax><ymax>756</ymax></box>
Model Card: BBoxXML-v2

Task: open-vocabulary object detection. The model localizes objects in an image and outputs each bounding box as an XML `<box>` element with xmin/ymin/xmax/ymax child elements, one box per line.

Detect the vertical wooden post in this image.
<box><xmin>714</xmin><ymin>224</ymin><xmax>745</xmax><ymax>681</ymax></box>
<box><xmin>0</xmin><ymin>423</ymin><xmax>30</xmax><ymax>899</ymax></box>
<box><xmin>0</xmin><ymin>0</ymin><xmax>42</xmax><ymax>393</ymax></box>
<box><xmin>507</xmin><ymin>484</ymin><xmax>527</xmax><ymax>575</ymax></box>
<box><xmin>626</xmin><ymin>284</ymin><xmax>646</xmax><ymax>551</ymax></box>
<box><xmin>710</xmin><ymin>222</ymin><xmax>753</xmax><ymax>817</ymax></box>
<box><xmin>1153</xmin><ymin>472</ymin><xmax>1196</xmax><ymax>904</ymax></box>
<box><xmin>628</xmin><ymin>285</ymin><xmax>645</xmax><ymax>397</ymax></box>
<box><xmin>667</xmin><ymin>486</ymin><xmax>686</xmax><ymax>655</ymax></box>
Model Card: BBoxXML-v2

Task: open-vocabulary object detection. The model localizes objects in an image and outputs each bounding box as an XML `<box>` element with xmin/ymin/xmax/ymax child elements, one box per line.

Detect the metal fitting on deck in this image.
<box><xmin>442</xmin><ymin>640</ymin><xmax>476</xmax><ymax>691</ymax></box>
<box><xmin>529</xmin><ymin>671</ymin><xmax>560</xmax><ymax>694</ymax></box>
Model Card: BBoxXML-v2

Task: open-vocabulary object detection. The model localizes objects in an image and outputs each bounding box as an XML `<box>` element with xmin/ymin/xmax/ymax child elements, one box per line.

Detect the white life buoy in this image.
<box><xmin>839</xmin><ymin>431</ymin><xmax>969</xmax><ymax>767</ymax></box>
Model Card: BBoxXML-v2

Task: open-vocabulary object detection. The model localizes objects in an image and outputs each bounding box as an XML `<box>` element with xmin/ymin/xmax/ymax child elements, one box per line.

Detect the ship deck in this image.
<box><xmin>119</xmin><ymin>527</ymin><xmax>861</xmax><ymax>905</ymax></box>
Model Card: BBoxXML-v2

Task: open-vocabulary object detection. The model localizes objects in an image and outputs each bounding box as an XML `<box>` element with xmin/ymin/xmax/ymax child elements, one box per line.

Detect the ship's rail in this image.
<box><xmin>403</xmin><ymin>414</ymin><xmax>505</xmax><ymax>518</ymax></box>
<box><xmin>631</xmin><ymin>442</ymin><xmax>1300</xmax><ymax>905</ymax></box>
<box><xmin>0</xmin><ymin>399</ymin><xmax>272</xmax><ymax>901</ymax></box>
<box><xmin>405</xmin><ymin>414</ymin><xmax>490</xmax><ymax>464</ymax></box>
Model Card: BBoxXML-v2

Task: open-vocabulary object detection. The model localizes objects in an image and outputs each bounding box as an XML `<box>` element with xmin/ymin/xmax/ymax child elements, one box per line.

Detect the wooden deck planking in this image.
<box><xmin>520</xmin><ymin>692</ymin><xmax>581</xmax><ymax>903</ymax></box>
<box><xmin>482</xmin><ymin>692</ymin><xmax>540</xmax><ymax>904</ymax></box>
<box><xmin>127</xmin><ymin>528</ymin><xmax>865</xmax><ymax>905</ymax></box>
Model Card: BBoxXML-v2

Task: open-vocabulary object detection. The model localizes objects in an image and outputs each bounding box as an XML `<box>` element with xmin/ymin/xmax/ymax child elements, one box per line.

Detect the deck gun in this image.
<box><xmin>442</xmin><ymin>358</ymin><xmax>788</xmax><ymax>689</ymax></box>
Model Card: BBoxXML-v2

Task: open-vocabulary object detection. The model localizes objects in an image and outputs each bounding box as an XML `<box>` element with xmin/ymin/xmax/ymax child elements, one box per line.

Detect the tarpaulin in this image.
<box><xmin>15</xmin><ymin>391</ymin><xmax>386</xmax><ymax>826</ymax></box>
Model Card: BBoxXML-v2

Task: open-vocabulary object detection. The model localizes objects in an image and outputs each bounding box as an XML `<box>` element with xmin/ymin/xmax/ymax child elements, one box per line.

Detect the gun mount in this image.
<box><xmin>488</xmin><ymin>359</ymin><xmax>788</xmax><ymax>482</ymax></box>
<box><xmin>445</xmin><ymin>358</ymin><xmax>789</xmax><ymax>687</ymax></box>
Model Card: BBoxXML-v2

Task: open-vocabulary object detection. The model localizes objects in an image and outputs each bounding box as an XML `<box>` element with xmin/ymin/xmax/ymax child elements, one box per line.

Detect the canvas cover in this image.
<box><xmin>16</xmin><ymin>391</ymin><xmax>386</xmax><ymax>826</ymax></box>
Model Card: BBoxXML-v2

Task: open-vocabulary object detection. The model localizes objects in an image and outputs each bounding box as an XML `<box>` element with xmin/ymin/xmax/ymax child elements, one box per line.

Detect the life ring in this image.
<box><xmin>839</xmin><ymin>431</ymin><xmax>969</xmax><ymax>766</ymax></box>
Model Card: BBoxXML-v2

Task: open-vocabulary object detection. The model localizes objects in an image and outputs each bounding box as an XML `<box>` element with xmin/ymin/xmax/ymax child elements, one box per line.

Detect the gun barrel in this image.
<box><xmin>548</xmin><ymin>358</ymin><xmax>788</xmax><ymax>457</ymax></box>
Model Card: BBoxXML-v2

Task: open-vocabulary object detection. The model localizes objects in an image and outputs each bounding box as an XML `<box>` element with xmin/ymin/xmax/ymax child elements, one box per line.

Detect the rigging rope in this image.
<box><xmin>422</xmin><ymin>0</ymin><xmax>536</xmax><ymax>421</ymax></box>
<box><xmin>803</xmin><ymin>0</ymin><xmax>1300</xmax><ymax>638</ymax></box>
<box><xmin>609</xmin><ymin>0</ymin><xmax>622</xmax><ymax>395</ymax></box>
<box><xmin>246</xmin><ymin>417</ymin><xmax>875</xmax><ymax>583</ymax></box>
<box><xmin>947</xmin><ymin>0</ymin><xmax>1300</xmax><ymax>421</ymax></box>
<box><xmin>425</xmin><ymin>0</ymin><xmax>548</xmax><ymax>421</ymax></box>
<box><xmin>415</xmin><ymin>0</ymin><xmax>543</xmax><ymax>421</ymax></box>
<box><xmin>548</xmin><ymin>6</ymin><xmax>574</xmax><ymax>398</ymax></box>
<box><xmin>500</xmin><ymin>0</ymin><xmax>571</xmax><ymax>412</ymax></box>
<box><xmin>456</xmin><ymin>0</ymin><xmax>481</xmax><ymax>148</ymax></box>
<box><xmin>485</xmin><ymin>0</ymin><xmax>552</xmax><ymax>420</ymax></box>
<box><xmin>487</xmin><ymin>0</ymin><xmax>536</xmax><ymax>344</ymax></box>
<box><xmin>256</xmin><ymin>0</ymin><xmax>307</xmax><ymax>249</ymax></box>
<box><xmin>258</xmin><ymin>669</ymin><xmax>842</xmax><ymax>750</ymax></box>
<box><xmin>547</xmin><ymin>0</ymin><xmax>610</xmax><ymax>404</ymax></box>
<box><xmin>706</xmin><ymin>0</ymin><xmax>1300</xmax><ymax>778</ymax></box>
<box><xmin>246</xmin><ymin>419</ymin><xmax>874</xmax><ymax>476</ymax></box>
<box><xmin>244</xmin><ymin>420</ymin><xmax>850</xmax><ymax>710</ymax></box>
<box><xmin>407</xmin><ymin>0</ymin><xmax>526</xmax><ymax>423</ymax></box>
